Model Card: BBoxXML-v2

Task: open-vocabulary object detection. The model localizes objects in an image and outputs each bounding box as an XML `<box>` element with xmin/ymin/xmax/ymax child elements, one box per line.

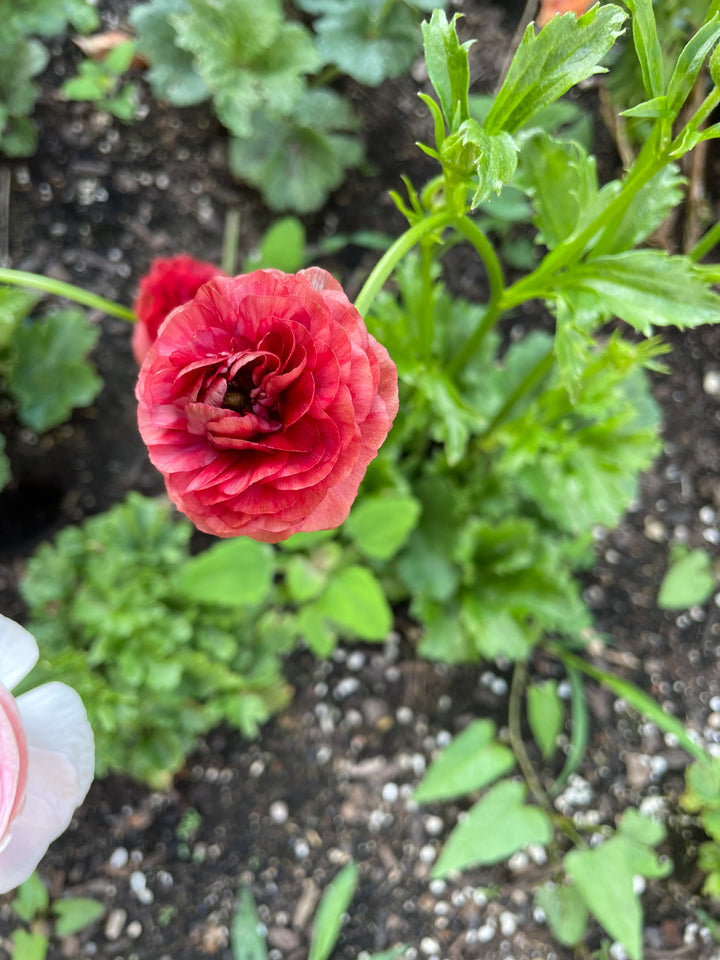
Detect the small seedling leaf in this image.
<box><xmin>535</xmin><ymin>882</ymin><xmax>588</xmax><ymax>947</ymax></box>
<box><xmin>527</xmin><ymin>679</ymin><xmax>564</xmax><ymax>760</ymax></box>
<box><xmin>11</xmin><ymin>872</ymin><xmax>49</xmax><ymax>924</ymax></box>
<box><xmin>308</xmin><ymin>862</ymin><xmax>358</xmax><ymax>960</ymax></box>
<box><xmin>231</xmin><ymin>886</ymin><xmax>268</xmax><ymax>960</ymax></box>
<box><xmin>658</xmin><ymin>547</ymin><xmax>716</xmax><ymax>609</ymax></box>
<box><xmin>53</xmin><ymin>897</ymin><xmax>105</xmax><ymax>936</ymax></box>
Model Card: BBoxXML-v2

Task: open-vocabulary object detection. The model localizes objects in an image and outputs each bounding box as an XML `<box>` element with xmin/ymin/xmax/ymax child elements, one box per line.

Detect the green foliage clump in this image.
<box><xmin>20</xmin><ymin>494</ymin><xmax>293</xmax><ymax>787</ymax></box>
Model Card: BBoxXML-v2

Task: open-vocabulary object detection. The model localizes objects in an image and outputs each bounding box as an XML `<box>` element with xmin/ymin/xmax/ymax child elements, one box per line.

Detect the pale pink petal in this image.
<box><xmin>0</xmin><ymin>615</ymin><xmax>38</xmax><ymax>690</ymax></box>
<box><xmin>0</xmin><ymin>684</ymin><xmax>27</xmax><ymax>841</ymax></box>
<box><xmin>16</xmin><ymin>683</ymin><xmax>95</xmax><ymax>805</ymax></box>
<box><xmin>0</xmin><ymin>747</ymin><xmax>81</xmax><ymax>894</ymax></box>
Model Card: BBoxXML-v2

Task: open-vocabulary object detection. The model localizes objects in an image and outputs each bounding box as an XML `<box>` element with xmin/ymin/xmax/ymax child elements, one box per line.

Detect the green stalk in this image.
<box><xmin>418</xmin><ymin>241</ymin><xmax>435</xmax><ymax>360</ymax></box>
<box><xmin>354</xmin><ymin>209</ymin><xmax>457</xmax><ymax>317</ymax></box>
<box><xmin>548</xmin><ymin>645</ymin><xmax>709</xmax><ymax>765</ymax></box>
<box><xmin>0</xmin><ymin>268</ymin><xmax>136</xmax><ymax>322</ymax></box>
<box><xmin>688</xmin><ymin>215</ymin><xmax>720</xmax><ymax>262</ymax></box>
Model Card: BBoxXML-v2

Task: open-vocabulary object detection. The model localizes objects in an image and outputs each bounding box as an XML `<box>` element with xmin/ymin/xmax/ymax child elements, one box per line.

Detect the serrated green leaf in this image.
<box><xmin>455</xmin><ymin>122</ymin><xmax>517</xmax><ymax>207</ymax></box>
<box><xmin>527</xmin><ymin>679</ymin><xmax>564</xmax><ymax>761</ymax></box>
<box><xmin>413</xmin><ymin>719</ymin><xmax>516</xmax><ymax>803</ymax></box>
<box><xmin>625</xmin><ymin>0</ymin><xmax>665</xmax><ymax>99</ymax></box>
<box><xmin>553</xmin><ymin>298</ymin><xmax>592</xmax><ymax>403</ymax></box>
<box><xmin>131</xmin><ymin>0</ymin><xmax>210</xmax><ymax>106</ymax></box>
<box><xmin>557</xmin><ymin>250</ymin><xmax>720</xmax><ymax>335</ymax></box>
<box><xmin>308</xmin><ymin>863</ymin><xmax>358</xmax><ymax>960</ymax></box>
<box><xmin>7</xmin><ymin>308</ymin><xmax>102</xmax><ymax>433</ymax></box>
<box><xmin>228</xmin><ymin>90</ymin><xmax>363</xmax><ymax>213</ymax></box>
<box><xmin>53</xmin><ymin>897</ymin><xmax>104</xmax><ymax>936</ymax></box>
<box><xmin>598</xmin><ymin>163</ymin><xmax>685</xmax><ymax>255</ymax></box>
<box><xmin>535</xmin><ymin>883</ymin><xmax>588</xmax><ymax>947</ymax></box>
<box><xmin>11</xmin><ymin>872</ymin><xmax>49</xmax><ymax>924</ymax></box>
<box><xmin>10</xmin><ymin>930</ymin><xmax>48</xmax><ymax>960</ymax></box>
<box><xmin>345</xmin><ymin>493</ymin><xmax>421</xmax><ymax>560</ymax></box>
<box><xmin>667</xmin><ymin>16</ymin><xmax>720</xmax><ymax>116</ymax></box>
<box><xmin>299</xmin><ymin>0</ymin><xmax>422</xmax><ymax>86</ymax></box>
<box><xmin>484</xmin><ymin>5</ymin><xmax>627</xmax><ymax>135</ymax></box>
<box><xmin>421</xmin><ymin>9</ymin><xmax>472</xmax><ymax>131</ymax></box>
<box><xmin>432</xmin><ymin>779</ymin><xmax>552</xmax><ymax>877</ymax></box>
<box><xmin>658</xmin><ymin>547</ymin><xmax>716</xmax><ymax>609</ymax></box>
<box><xmin>231</xmin><ymin>886</ymin><xmax>268</xmax><ymax>960</ymax></box>
<box><xmin>316</xmin><ymin>565</ymin><xmax>392</xmax><ymax>641</ymax></box>
<box><xmin>178</xmin><ymin>538</ymin><xmax>274</xmax><ymax>608</ymax></box>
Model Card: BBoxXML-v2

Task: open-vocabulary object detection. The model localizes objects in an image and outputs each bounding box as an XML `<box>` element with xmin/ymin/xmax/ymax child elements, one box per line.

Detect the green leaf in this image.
<box><xmin>228</xmin><ymin>90</ymin><xmax>363</xmax><ymax>213</ymax></box>
<box><xmin>625</xmin><ymin>0</ymin><xmax>665</xmax><ymax>99</ymax></box>
<box><xmin>535</xmin><ymin>882</ymin><xmax>588</xmax><ymax>947</ymax></box>
<box><xmin>565</xmin><ymin>840</ymin><xmax>641</xmax><ymax>959</ymax></box>
<box><xmin>597</xmin><ymin>163</ymin><xmax>685</xmax><ymax>255</ymax></box>
<box><xmin>104</xmin><ymin>40</ymin><xmax>137</xmax><ymax>75</ymax></box>
<box><xmin>483</xmin><ymin>5</ymin><xmax>627</xmax><ymax>135</ymax></box>
<box><xmin>658</xmin><ymin>547</ymin><xmax>716</xmax><ymax>609</ymax></box>
<box><xmin>10</xmin><ymin>930</ymin><xmax>48</xmax><ymax>960</ymax></box>
<box><xmin>284</xmin><ymin>554</ymin><xmax>329</xmax><ymax>603</ymax></box>
<box><xmin>11</xmin><ymin>872</ymin><xmax>49</xmax><ymax>924</ymax></box>
<box><xmin>243</xmin><ymin>217</ymin><xmax>306</xmax><ymax>273</ymax></box>
<box><xmin>413</xmin><ymin>719</ymin><xmax>516</xmax><ymax>803</ymax></box>
<box><xmin>432</xmin><ymin>779</ymin><xmax>552</xmax><ymax>877</ymax></box>
<box><xmin>53</xmin><ymin>897</ymin><xmax>104</xmax><ymax>936</ymax></box>
<box><xmin>308</xmin><ymin>863</ymin><xmax>358</xmax><ymax>960</ymax></box>
<box><xmin>515</xmin><ymin>131</ymin><xmax>599</xmax><ymax>249</ymax></box>
<box><xmin>0</xmin><ymin>287</ymin><xmax>39</xmax><ymax>348</ymax></box>
<box><xmin>298</xmin><ymin>0</ymin><xmax>422</xmax><ymax>86</ymax></box>
<box><xmin>178</xmin><ymin>538</ymin><xmax>275</xmax><ymax>608</ymax></box>
<box><xmin>173</xmin><ymin>0</ymin><xmax>319</xmax><ymax>138</ymax></box>
<box><xmin>316</xmin><ymin>565</ymin><xmax>392</xmax><ymax>641</ymax></box>
<box><xmin>680</xmin><ymin>757</ymin><xmax>720</xmax><ymax>813</ymax></box>
<box><xmin>0</xmin><ymin>435</ymin><xmax>10</xmax><ymax>492</ymax></box>
<box><xmin>345</xmin><ymin>493</ymin><xmax>421</xmax><ymax>561</ymax></box>
<box><xmin>0</xmin><ymin>116</ymin><xmax>38</xmax><ymax>157</ymax></box>
<box><xmin>231</xmin><ymin>886</ymin><xmax>268</xmax><ymax>960</ymax></box>
<box><xmin>421</xmin><ymin>9</ymin><xmax>472</xmax><ymax>131</ymax></box>
<box><xmin>666</xmin><ymin>15</ymin><xmax>720</xmax><ymax>116</ymax></box>
<box><xmin>553</xmin><ymin>298</ymin><xmax>592</xmax><ymax>403</ymax></box>
<box><xmin>131</xmin><ymin>0</ymin><xmax>210</xmax><ymax>106</ymax></box>
<box><xmin>7</xmin><ymin>308</ymin><xmax>102</xmax><ymax>433</ymax></box>
<box><xmin>296</xmin><ymin>603</ymin><xmax>337</xmax><ymax>657</ymax></box>
<box><xmin>557</xmin><ymin>251</ymin><xmax>720</xmax><ymax>336</ymax></box>
<box><xmin>527</xmin><ymin>679</ymin><xmax>564</xmax><ymax>760</ymax></box>
<box><xmin>453</xmin><ymin>122</ymin><xmax>517</xmax><ymax>207</ymax></box>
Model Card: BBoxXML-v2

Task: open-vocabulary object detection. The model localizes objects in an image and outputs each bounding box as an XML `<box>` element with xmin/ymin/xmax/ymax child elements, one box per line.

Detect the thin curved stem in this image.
<box><xmin>354</xmin><ymin>209</ymin><xmax>457</xmax><ymax>317</ymax></box>
<box><xmin>480</xmin><ymin>346</ymin><xmax>555</xmax><ymax>441</ymax></box>
<box><xmin>688</xmin><ymin>215</ymin><xmax>720</xmax><ymax>262</ymax></box>
<box><xmin>0</xmin><ymin>268</ymin><xmax>136</xmax><ymax>321</ymax></box>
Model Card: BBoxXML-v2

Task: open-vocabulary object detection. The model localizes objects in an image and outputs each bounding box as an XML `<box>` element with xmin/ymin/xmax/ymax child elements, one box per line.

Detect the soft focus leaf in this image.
<box><xmin>625</xmin><ymin>0</ymin><xmax>665</xmax><ymax>99</ymax></box>
<box><xmin>243</xmin><ymin>217</ymin><xmax>306</xmax><ymax>273</ymax></box>
<box><xmin>11</xmin><ymin>872</ymin><xmax>49</xmax><ymax>923</ymax></box>
<box><xmin>345</xmin><ymin>493</ymin><xmax>421</xmax><ymax>560</ymax></box>
<box><xmin>527</xmin><ymin>679</ymin><xmax>564</xmax><ymax>760</ymax></box>
<box><xmin>10</xmin><ymin>930</ymin><xmax>48</xmax><ymax>960</ymax></box>
<box><xmin>0</xmin><ymin>287</ymin><xmax>39</xmax><ymax>349</ymax></box>
<box><xmin>228</xmin><ymin>90</ymin><xmax>363</xmax><ymax>213</ymax></box>
<box><xmin>131</xmin><ymin>0</ymin><xmax>210</xmax><ymax>106</ymax></box>
<box><xmin>658</xmin><ymin>547</ymin><xmax>716</xmax><ymax>609</ymax></box>
<box><xmin>231</xmin><ymin>886</ymin><xmax>268</xmax><ymax>960</ymax></box>
<box><xmin>666</xmin><ymin>16</ymin><xmax>720</xmax><ymax>116</ymax></box>
<box><xmin>178</xmin><ymin>539</ymin><xmax>275</xmax><ymax>608</ymax></box>
<box><xmin>317</xmin><ymin>566</ymin><xmax>392</xmax><ymax>640</ymax></box>
<box><xmin>53</xmin><ymin>897</ymin><xmax>105</xmax><ymax>936</ymax></box>
<box><xmin>308</xmin><ymin>863</ymin><xmax>358</xmax><ymax>960</ymax></box>
<box><xmin>7</xmin><ymin>308</ymin><xmax>102</xmax><ymax>433</ymax></box>
<box><xmin>432</xmin><ymin>779</ymin><xmax>552</xmax><ymax>877</ymax></box>
<box><xmin>0</xmin><ymin>436</ymin><xmax>10</xmax><ymax>492</ymax></box>
<box><xmin>535</xmin><ymin>882</ymin><xmax>588</xmax><ymax>946</ymax></box>
<box><xmin>483</xmin><ymin>5</ymin><xmax>627</xmax><ymax>134</ymax></box>
<box><xmin>455</xmin><ymin>122</ymin><xmax>518</xmax><ymax>207</ymax></box>
<box><xmin>413</xmin><ymin>719</ymin><xmax>516</xmax><ymax>802</ymax></box>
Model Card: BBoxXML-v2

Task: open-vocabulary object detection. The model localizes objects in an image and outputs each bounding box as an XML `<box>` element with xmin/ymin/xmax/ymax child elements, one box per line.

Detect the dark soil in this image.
<box><xmin>2</xmin><ymin>3</ymin><xmax>720</xmax><ymax>959</ymax></box>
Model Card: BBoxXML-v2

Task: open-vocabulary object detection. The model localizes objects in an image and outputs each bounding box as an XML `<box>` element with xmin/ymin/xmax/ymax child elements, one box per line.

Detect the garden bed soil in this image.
<box><xmin>2</xmin><ymin>3</ymin><xmax>720</xmax><ymax>959</ymax></box>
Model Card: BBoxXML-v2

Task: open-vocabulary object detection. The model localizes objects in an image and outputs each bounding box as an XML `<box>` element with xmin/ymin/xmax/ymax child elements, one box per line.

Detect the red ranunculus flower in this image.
<box><xmin>132</xmin><ymin>255</ymin><xmax>226</xmax><ymax>364</ymax></box>
<box><xmin>136</xmin><ymin>268</ymin><xmax>399</xmax><ymax>541</ymax></box>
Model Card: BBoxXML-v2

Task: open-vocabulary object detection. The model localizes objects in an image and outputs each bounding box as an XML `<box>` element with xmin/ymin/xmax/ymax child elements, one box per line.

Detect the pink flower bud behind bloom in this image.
<box><xmin>136</xmin><ymin>268</ymin><xmax>399</xmax><ymax>542</ymax></box>
<box><xmin>132</xmin><ymin>255</ymin><xmax>226</xmax><ymax>364</ymax></box>
<box><xmin>0</xmin><ymin>615</ymin><xmax>94</xmax><ymax>893</ymax></box>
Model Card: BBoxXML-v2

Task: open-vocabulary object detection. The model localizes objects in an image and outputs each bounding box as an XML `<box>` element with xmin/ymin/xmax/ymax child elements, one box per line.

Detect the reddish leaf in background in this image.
<box><xmin>136</xmin><ymin>268</ymin><xmax>399</xmax><ymax>542</ymax></box>
<box><xmin>537</xmin><ymin>0</ymin><xmax>595</xmax><ymax>28</ymax></box>
<box><xmin>132</xmin><ymin>255</ymin><xmax>226</xmax><ymax>364</ymax></box>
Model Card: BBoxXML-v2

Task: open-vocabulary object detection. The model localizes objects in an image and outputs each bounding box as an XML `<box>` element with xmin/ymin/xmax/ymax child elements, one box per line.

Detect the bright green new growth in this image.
<box><xmin>10</xmin><ymin>872</ymin><xmax>104</xmax><ymax>960</ymax></box>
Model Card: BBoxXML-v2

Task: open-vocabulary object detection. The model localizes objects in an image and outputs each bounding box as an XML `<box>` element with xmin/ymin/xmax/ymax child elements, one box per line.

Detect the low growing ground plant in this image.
<box><xmin>4</xmin><ymin>1</ymin><xmax>720</xmax><ymax>956</ymax></box>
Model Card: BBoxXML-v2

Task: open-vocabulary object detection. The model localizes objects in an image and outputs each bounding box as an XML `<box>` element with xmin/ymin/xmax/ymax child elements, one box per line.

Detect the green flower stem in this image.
<box><xmin>0</xmin><ymin>268</ymin><xmax>136</xmax><ymax>322</ymax></box>
<box><xmin>354</xmin><ymin>208</ymin><xmax>458</xmax><ymax>317</ymax></box>
<box><xmin>548</xmin><ymin>645</ymin><xmax>709</xmax><ymax>765</ymax></box>
<box><xmin>418</xmin><ymin>240</ymin><xmax>435</xmax><ymax>360</ymax></box>
<box><xmin>480</xmin><ymin>346</ymin><xmax>555</xmax><ymax>441</ymax></box>
<box><xmin>446</xmin><ymin>215</ymin><xmax>506</xmax><ymax>376</ymax></box>
<box><xmin>509</xmin><ymin>662</ymin><xmax>584</xmax><ymax>849</ymax></box>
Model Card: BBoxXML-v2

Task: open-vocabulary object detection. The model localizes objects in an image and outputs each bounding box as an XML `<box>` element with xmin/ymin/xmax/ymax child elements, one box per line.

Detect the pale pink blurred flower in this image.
<box><xmin>0</xmin><ymin>615</ymin><xmax>94</xmax><ymax>893</ymax></box>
